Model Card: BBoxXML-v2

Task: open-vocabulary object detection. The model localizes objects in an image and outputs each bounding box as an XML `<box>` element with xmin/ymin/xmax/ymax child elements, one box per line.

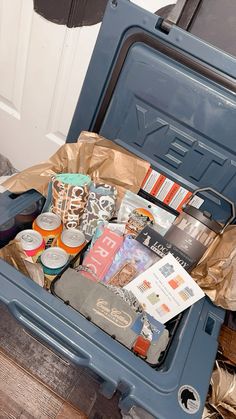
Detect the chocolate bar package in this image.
<box><xmin>136</xmin><ymin>225</ymin><xmax>195</xmax><ymax>271</ymax></box>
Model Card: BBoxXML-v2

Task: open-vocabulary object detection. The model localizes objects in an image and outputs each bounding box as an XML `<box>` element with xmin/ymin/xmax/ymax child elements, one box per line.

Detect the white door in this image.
<box><xmin>0</xmin><ymin>0</ymin><xmax>173</xmax><ymax>171</ymax></box>
<box><xmin>0</xmin><ymin>0</ymin><xmax>101</xmax><ymax>170</ymax></box>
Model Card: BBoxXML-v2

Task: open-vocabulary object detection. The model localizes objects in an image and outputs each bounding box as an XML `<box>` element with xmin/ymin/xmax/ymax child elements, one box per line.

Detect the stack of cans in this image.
<box><xmin>15</xmin><ymin>210</ymin><xmax>86</xmax><ymax>290</ymax></box>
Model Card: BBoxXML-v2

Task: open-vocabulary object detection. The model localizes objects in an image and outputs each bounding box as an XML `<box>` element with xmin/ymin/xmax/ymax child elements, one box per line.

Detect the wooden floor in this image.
<box><xmin>0</xmin><ymin>304</ymin><xmax>122</xmax><ymax>419</ymax></box>
<box><xmin>0</xmin><ymin>351</ymin><xmax>86</xmax><ymax>419</ymax></box>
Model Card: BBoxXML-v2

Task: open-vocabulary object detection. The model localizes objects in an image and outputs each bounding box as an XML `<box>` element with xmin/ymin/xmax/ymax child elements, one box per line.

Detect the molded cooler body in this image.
<box><xmin>1</xmin><ymin>1</ymin><xmax>235</xmax><ymax>417</ymax></box>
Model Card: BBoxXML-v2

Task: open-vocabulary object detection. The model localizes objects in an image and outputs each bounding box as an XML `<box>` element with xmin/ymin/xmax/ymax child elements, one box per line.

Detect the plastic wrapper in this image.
<box><xmin>90</xmin><ymin>221</ymin><xmax>125</xmax><ymax>249</ymax></box>
<box><xmin>104</xmin><ymin>235</ymin><xmax>157</xmax><ymax>286</ymax></box>
<box><xmin>82</xmin><ymin>228</ymin><xmax>124</xmax><ymax>281</ymax></box>
<box><xmin>125</xmin><ymin>208</ymin><xmax>152</xmax><ymax>237</ymax></box>
<box><xmin>118</xmin><ymin>190</ymin><xmax>176</xmax><ymax>236</ymax></box>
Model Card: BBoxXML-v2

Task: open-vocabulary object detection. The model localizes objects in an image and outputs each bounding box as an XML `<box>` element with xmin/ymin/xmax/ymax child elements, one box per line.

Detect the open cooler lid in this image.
<box><xmin>67</xmin><ymin>0</ymin><xmax>236</xmax><ymax>221</ymax></box>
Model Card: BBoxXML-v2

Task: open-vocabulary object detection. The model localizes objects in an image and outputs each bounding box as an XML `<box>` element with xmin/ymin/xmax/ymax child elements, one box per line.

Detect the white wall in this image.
<box><xmin>132</xmin><ymin>0</ymin><xmax>174</xmax><ymax>13</ymax></box>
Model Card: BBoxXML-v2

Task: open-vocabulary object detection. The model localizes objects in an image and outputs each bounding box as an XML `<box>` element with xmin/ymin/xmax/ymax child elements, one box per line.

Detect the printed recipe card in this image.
<box><xmin>125</xmin><ymin>253</ymin><xmax>205</xmax><ymax>323</ymax></box>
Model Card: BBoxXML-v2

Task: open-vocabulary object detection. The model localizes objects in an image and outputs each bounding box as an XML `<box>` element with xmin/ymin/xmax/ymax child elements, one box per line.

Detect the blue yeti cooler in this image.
<box><xmin>1</xmin><ymin>0</ymin><xmax>235</xmax><ymax>417</ymax></box>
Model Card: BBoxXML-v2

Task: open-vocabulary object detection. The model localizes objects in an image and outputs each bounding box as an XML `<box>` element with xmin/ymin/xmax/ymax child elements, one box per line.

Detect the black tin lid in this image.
<box><xmin>183</xmin><ymin>205</ymin><xmax>222</xmax><ymax>233</ymax></box>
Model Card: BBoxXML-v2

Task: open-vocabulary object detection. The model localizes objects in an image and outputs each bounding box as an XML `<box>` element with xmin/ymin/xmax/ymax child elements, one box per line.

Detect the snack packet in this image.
<box><xmin>103</xmin><ymin>235</ymin><xmax>157</xmax><ymax>286</ymax></box>
<box><xmin>82</xmin><ymin>228</ymin><xmax>124</xmax><ymax>281</ymax></box>
<box><xmin>90</xmin><ymin>221</ymin><xmax>125</xmax><ymax>248</ymax></box>
<box><xmin>118</xmin><ymin>191</ymin><xmax>176</xmax><ymax>236</ymax></box>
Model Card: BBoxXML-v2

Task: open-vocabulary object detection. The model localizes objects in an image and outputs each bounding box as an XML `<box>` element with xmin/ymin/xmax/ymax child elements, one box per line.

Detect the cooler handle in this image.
<box><xmin>188</xmin><ymin>187</ymin><xmax>236</xmax><ymax>233</ymax></box>
<box><xmin>9</xmin><ymin>300</ymin><xmax>89</xmax><ymax>366</ymax></box>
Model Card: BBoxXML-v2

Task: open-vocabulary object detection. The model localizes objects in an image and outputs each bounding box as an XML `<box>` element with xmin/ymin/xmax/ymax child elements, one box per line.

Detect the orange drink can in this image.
<box><xmin>57</xmin><ymin>229</ymin><xmax>86</xmax><ymax>255</ymax></box>
<box><xmin>33</xmin><ymin>212</ymin><xmax>62</xmax><ymax>247</ymax></box>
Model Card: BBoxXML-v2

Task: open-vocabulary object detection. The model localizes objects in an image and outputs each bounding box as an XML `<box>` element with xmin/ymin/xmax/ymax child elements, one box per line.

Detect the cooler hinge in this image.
<box><xmin>160</xmin><ymin>0</ymin><xmax>202</xmax><ymax>33</ymax></box>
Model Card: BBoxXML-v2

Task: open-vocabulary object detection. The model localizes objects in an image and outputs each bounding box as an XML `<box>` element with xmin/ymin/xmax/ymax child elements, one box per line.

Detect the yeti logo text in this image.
<box><xmin>136</xmin><ymin>105</ymin><xmax>229</xmax><ymax>183</ymax></box>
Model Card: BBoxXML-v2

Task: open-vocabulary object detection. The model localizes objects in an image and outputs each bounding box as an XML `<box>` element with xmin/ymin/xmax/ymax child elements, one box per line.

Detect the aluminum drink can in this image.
<box><xmin>40</xmin><ymin>247</ymin><xmax>69</xmax><ymax>289</ymax></box>
<box><xmin>16</xmin><ymin>229</ymin><xmax>45</xmax><ymax>261</ymax></box>
<box><xmin>33</xmin><ymin>212</ymin><xmax>62</xmax><ymax>247</ymax></box>
<box><xmin>57</xmin><ymin>229</ymin><xmax>86</xmax><ymax>255</ymax></box>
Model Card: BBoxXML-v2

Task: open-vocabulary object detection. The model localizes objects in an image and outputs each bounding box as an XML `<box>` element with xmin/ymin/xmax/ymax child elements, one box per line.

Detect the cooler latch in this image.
<box><xmin>160</xmin><ymin>0</ymin><xmax>202</xmax><ymax>34</ymax></box>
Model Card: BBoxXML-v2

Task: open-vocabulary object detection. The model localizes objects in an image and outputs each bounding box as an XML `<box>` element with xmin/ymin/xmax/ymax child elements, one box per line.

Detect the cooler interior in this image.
<box><xmin>0</xmin><ymin>189</ymin><xmax>183</xmax><ymax>371</ymax></box>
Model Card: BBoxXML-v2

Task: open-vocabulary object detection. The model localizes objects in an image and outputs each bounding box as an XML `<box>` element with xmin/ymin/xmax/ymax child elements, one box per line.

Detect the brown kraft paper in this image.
<box><xmin>207</xmin><ymin>362</ymin><xmax>236</xmax><ymax>419</ymax></box>
<box><xmin>3</xmin><ymin>131</ymin><xmax>150</xmax><ymax>205</ymax></box>
<box><xmin>0</xmin><ymin>239</ymin><xmax>45</xmax><ymax>286</ymax></box>
<box><xmin>191</xmin><ymin>225</ymin><xmax>236</xmax><ymax>310</ymax></box>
